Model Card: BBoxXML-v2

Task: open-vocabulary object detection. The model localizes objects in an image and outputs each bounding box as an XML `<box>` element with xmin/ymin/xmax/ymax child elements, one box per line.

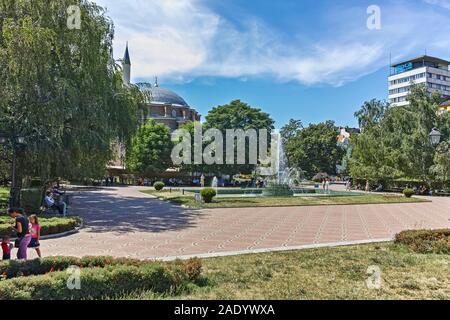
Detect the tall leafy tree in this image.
<box><xmin>0</xmin><ymin>0</ymin><xmax>144</xmax><ymax>182</ymax></box>
<box><xmin>349</xmin><ymin>84</ymin><xmax>449</xmax><ymax>185</ymax></box>
<box><xmin>203</xmin><ymin>100</ymin><xmax>275</xmax><ymax>175</ymax></box>
<box><xmin>127</xmin><ymin>119</ymin><xmax>173</xmax><ymax>178</ymax></box>
<box><xmin>283</xmin><ymin>121</ymin><xmax>345</xmax><ymax>178</ymax></box>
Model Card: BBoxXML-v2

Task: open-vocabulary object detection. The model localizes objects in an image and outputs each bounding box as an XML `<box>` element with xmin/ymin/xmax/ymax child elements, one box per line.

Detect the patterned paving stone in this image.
<box><xmin>22</xmin><ymin>186</ymin><xmax>450</xmax><ymax>260</ymax></box>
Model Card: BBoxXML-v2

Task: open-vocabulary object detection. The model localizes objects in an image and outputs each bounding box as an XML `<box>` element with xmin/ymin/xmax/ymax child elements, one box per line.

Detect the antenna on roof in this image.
<box><xmin>389</xmin><ymin>52</ymin><xmax>392</xmax><ymax>76</ymax></box>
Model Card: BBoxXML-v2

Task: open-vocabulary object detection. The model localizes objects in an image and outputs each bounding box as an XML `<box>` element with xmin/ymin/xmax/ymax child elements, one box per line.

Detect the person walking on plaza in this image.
<box><xmin>365</xmin><ymin>180</ymin><xmax>370</xmax><ymax>192</ymax></box>
<box><xmin>345</xmin><ymin>180</ymin><xmax>351</xmax><ymax>192</ymax></box>
<box><xmin>8</xmin><ymin>208</ymin><xmax>31</xmax><ymax>260</ymax></box>
<box><xmin>200</xmin><ymin>174</ymin><xmax>205</xmax><ymax>188</ymax></box>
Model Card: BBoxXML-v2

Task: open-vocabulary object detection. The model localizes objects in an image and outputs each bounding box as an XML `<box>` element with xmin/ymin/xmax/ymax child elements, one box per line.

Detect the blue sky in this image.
<box><xmin>94</xmin><ymin>0</ymin><xmax>450</xmax><ymax>128</ymax></box>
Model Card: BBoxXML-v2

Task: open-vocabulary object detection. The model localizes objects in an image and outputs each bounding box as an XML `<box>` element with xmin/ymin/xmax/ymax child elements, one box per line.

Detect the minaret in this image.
<box><xmin>122</xmin><ymin>42</ymin><xmax>131</xmax><ymax>86</ymax></box>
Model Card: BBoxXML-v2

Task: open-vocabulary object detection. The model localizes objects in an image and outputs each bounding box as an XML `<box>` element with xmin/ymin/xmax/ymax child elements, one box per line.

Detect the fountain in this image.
<box><xmin>261</xmin><ymin>135</ymin><xmax>305</xmax><ymax>197</ymax></box>
<box><xmin>211</xmin><ymin>176</ymin><xmax>219</xmax><ymax>194</ymax></box>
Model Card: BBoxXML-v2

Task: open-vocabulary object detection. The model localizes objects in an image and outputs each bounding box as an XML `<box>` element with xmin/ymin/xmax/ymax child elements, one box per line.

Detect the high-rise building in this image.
<box><xmin>388</xmin><ymin>55</ymin><xmax>450</xmax><ymax>107</ymax></box>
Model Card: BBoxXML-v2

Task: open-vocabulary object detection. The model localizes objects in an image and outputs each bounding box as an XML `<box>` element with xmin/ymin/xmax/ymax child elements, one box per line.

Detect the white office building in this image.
<box><xmin>388</xmin><ymin>55</ymin><xmax>450</xmax><ymax>107</ymax></box>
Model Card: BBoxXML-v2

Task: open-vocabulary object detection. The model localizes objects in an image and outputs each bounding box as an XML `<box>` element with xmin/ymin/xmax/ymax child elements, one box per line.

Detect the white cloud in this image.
<box><xmin>424</xmin><ymin>0</ymin><xmax>450</xmax><ymax>10</ymax></box>
<box><xmin>94</xmin><ymin>0</ymin><xmax>450</xmax><ymax>87</ymax></box>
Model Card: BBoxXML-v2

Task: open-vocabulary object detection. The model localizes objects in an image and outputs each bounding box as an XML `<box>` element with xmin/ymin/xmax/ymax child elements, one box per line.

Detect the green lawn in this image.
<box><xmin>130</xmin><ymin>243</ymin><xmax>450</xmax><ymax>300</ymax></box>
<box><xmin>141</xmin><ymin>189</ymin><xmax>427</xmax><ymax>209</ymax></box>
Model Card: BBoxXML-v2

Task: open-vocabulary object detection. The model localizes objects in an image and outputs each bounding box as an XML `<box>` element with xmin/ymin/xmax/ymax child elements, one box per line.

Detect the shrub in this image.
<box><xmin>153</xmin><ymin>181</ymin><xmax>165</xmax><ymax>191</ymax></box>
<box><xmin>0</xmin><ymin>265</ymin><xmax>176</xmax><ymax>300</ymax></box>
<box><xmin>200</xmin><ymin>188</ymin><xmax>216</xmax><ymax>203</ymax></box>
<box><xmin>20</xmin><ymin>188</ymin><xmax>43</xmax><ymax>214</ymax></box>
<box><xmin>0</xmin><ymin>256</ymin><xmax>202</xmax><ymax>281</ymax></box>
<box><xmin>394</xmin><ymin>229</ymin><xmax>450</xmax><ymax>254</ymax></box>
<box><xmin>0</xmin><ymin>257</ymin><xmax>203</xmax><ymax>300</ymax></box>
<box><xmin>403</xmin><ymin>188</ymin><xmax>415</xmax><ymax>198</ymax></box>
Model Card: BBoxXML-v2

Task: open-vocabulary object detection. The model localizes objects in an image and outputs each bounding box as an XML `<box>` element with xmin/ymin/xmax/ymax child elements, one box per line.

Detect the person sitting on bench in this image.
<box><xmin>44</xmin><ymin>191</ymin><xmax>65</xmax><ymax>215</ymax></box>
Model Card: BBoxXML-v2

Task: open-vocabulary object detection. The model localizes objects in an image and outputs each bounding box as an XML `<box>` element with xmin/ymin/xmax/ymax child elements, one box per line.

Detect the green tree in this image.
<box><xmin>127</xmin><ymin>120</ymin><xmax>173</xmax><ymax>178</ymax></box>
<box><xmin>203</xmin><ymin>100</ymin><xmax>275</xmax><ymax>175</ymax></box>
<box><xmin>354</xmin><ymin>99</ymin><xmax>388</xmax><ymax>130</ymax></box>
<box><xmin>0</xmin><ymin>0</ymin><xmax>144</xmax><ymax>183</ymax></box>
<box><xmin>283</xmin><ymin>120</ymin><xmax>345</xmax><ymax>178</ymax></box>
<box><xmin>349</xmin><ymin>84</ymin><xmax>449</xmax><ymax>185</ymax></box>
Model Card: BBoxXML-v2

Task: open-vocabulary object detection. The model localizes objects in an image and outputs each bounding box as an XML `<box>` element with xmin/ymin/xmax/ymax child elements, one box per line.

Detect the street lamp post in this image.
<box><xmin>429</xmin><ymin>128</ymin><xmax>450</xmax><ymax>165</ymax></box>
<box><xmin>0</xmin><ymin>132</ymin><xmax>26</xmax><ymax>207</ymax></box>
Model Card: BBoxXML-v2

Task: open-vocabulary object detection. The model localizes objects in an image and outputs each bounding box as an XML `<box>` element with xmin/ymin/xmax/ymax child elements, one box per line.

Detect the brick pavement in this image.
<box><xmin>31</xmin><ymin>186</ymin><xmax>450</xmax><ymax>260</ymax></box>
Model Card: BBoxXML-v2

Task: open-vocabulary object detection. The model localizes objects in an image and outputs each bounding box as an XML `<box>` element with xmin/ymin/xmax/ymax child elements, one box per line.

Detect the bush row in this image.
<box><xmin>0</xmin><ymin>265</ymin><xmax>184</xmax><ymax>300</ymax></box>
<box><xmin>395</xmin><ymin>229</ymin><xmax>450</xmax><ymax>254</ymax></box>
<box><xmin>0</xmin><ymin>216</ymin><xmax>81</xmax><ymax>238</ymax></box>
<box><xmin>0</xmin><ymin>255</ymin><xmax>201</xmax><ymax>281</ymax></box>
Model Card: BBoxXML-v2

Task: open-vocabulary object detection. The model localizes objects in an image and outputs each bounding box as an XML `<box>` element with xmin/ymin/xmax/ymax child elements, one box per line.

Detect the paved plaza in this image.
<box><xmin>35</xmin><ymin>186</ymin><xmax>450</xmax><ymax>260</ymax></box>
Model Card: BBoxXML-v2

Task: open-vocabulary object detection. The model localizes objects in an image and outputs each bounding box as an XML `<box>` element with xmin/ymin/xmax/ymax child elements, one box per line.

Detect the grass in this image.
<box><xmin>141</xmin><ymin>189</ymin><xmax>427</xmax><ymax>209</ymax></box>
<box><xmin>130</xmin><ymin>243</ymin><xmax>450</xmax><ymax>300</ymax></box>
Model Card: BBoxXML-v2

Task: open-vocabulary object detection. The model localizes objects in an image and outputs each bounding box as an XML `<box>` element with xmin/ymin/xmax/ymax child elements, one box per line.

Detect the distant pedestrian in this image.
<box><xmin>365</xmin><ymin>180</ymin><xmax>370</xmax><ymax>192</ymax></box>
<box><xmin>325</xmin><ymin>179</ymin><xmax>330</xmax><ymax>193</ymax></box>
<box><xmin>345</xmin><ymin>180</ymin><xmax>351</xmax><ymax>192</ymax></box>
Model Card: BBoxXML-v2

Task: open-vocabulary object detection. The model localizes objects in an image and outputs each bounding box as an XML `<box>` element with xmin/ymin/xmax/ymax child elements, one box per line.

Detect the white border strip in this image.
<box><xmin>154</xmin><ymin>238</ymin><xmax>393</xmax><ymax>261</ymax></box>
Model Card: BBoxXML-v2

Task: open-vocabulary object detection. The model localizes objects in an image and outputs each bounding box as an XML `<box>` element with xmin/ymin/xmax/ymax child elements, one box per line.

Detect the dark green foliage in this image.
<box><xmin>20</xmin><ymin>188</ymin><xmax>42</xmax><ymax>214</ymax></box>
<box><xmin>153</xmin><ymin>181</ymin><xmax>165</xmax><ymax>191</ymax></box>
<box><xmin>281</xmin><ymin>120</ymin><xmax>345</xmax><ymax>178</ymax></box>
<box><xmin>203</xmin><ymin>100</ymin><xmax>275</xmax><ymax>175</ymax></box>
<box><xmin>200</xmin><ymin>188</ymin><xmax>216</xmax><ymax>203</ymax></box>
<box><xmin>127</xmin><ymin>120</ymin><xmax>173</xmax><ymax>177</ymax></box>
<box><xmin>395</xmin><ymin>229</ymin><xmax>450</xmax><ymax>254</ymax></box>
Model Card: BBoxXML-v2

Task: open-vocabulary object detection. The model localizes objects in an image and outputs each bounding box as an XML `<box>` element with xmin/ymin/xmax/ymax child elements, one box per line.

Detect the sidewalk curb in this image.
<box><xmin>10</xmin><ymin>219</ymin><xmax>84</xmax><ymax>242</ymax></box>
<box><xmin>153</xmin><ymin>238</ymin><xmax>394</xmax><ymax>262</ymax></box>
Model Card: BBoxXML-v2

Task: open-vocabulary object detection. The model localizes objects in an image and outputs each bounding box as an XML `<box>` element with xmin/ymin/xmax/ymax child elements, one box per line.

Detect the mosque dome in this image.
<box><xmin>136</xmin><ymin>82</ymin><xmax>189</xmax><ymax>107</ymax></box>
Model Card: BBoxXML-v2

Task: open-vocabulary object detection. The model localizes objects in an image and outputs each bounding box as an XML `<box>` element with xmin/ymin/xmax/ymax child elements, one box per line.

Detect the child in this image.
<box><xmin>1</xmin><ymin>237</ymin><xmax>13</xmax><ymax>260</ymax></box>
<box><xmin>28</xmin><ymin>215</ymin><xmax>41</xmax><ymax>258</ymax></box>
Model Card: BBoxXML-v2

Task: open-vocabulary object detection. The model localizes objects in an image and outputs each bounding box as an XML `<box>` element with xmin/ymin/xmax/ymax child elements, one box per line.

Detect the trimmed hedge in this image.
<box><xmin>403</xmin><ymin>188</ymin><xmax>415</xmax><ymax>198</ymax></box>
<box><xmin>0</xmin><ymin>256</ymin><xmax>202</xmax><ymax>280</ymax></box>
<box><xmin>153</xmin><ymin>181</ymin><xmax>165</xmax><ymax>191</ymax></box>
<box><xmin>201</xmin><ymin>188</ymin><xmax>216</xmax><ymax>203</ymax></box>
<box><xmin>0</xmin><ymin>257</ymin><xmax>203</xmax><ymax>300</ymax></box>
<box><xmin>0</xmin><ymin>216</ymin><xmax>81</xmax><ymax>238</ymax></box>
<box><xmin>395</xmin><ymin>229</ymin><xmax>450</xmax><ymax>254</ymax></box>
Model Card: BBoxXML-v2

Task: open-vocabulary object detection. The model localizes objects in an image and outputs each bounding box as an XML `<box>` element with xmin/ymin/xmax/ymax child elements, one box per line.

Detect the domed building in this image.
<box><xmin>106</xmin><ymin>44</ymin><xmax>200</xmax><ymax>181</ymax></box>
<box><xmin>135</xmin><ymin>82</ymin><xmax>201</xmax><ymax>131</ymax></box>
<box><xmin>122</xmin><ymin>44</ymin><xmax>200</xmax><ymax>131</ymax></box>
